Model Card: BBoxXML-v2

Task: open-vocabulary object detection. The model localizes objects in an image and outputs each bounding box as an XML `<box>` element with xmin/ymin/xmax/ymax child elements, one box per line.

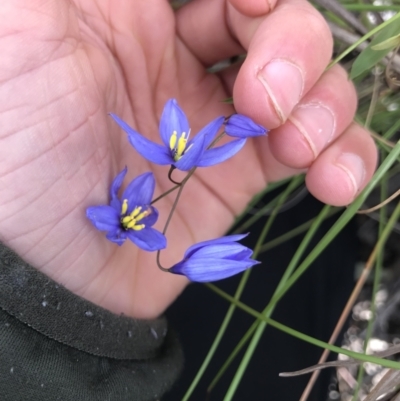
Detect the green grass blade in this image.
<box><xmin>221</xmin><ymin>204</ymin><xmax>332</xmax><ymax>401</ymax></box>
<box><xmin>206</xmin><ymin>282</ymin><xmax>400</xmax><ymax>370</ymax></box>
<box><xmin>329</xmin><ymin>12</ymin><xmax>400</xmax><ymax>69</ymax></box>
<box><xmin>351</xmin><ymin>18</ymin><xmax>400</xmax><ymax>79</ymax></box>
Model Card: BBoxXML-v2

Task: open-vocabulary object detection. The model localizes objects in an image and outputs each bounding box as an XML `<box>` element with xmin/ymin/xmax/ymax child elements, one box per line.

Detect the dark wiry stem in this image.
<box><xmin>156</xmin><ymin>131</ymin><xmax>227</xmax><ymax>272</ymax></box>
<box><xmin>156</xmin><ymin>167</ymin><xmax>196</xmax><ymax>272</ymax></box>
<box><xmin>167</xmin><ymin>165</ymin><xmax>182</xmax><ymax>185</ymax></box>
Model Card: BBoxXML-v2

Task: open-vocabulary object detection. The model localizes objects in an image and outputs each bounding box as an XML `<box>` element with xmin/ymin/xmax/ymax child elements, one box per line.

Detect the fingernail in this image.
<box><xmin>336</xmin><ymin>153</ymin><xmax>366</xmax><ymax>197</ymax></box>
<box><xmin>257</xmin><ymin>59</ymin><xmax>304</xmax><ymax>123</ymax></box>
<box><xmin>289</xmin><ymin>103</ymin><xmax>336</xmax><ymax>159</ymax></box>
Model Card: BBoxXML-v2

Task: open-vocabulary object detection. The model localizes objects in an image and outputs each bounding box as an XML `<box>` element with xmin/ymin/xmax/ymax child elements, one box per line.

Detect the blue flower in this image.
<box><xmin>225</xmin><ymin>114</ymin><xmax>268</xmax><ymax>138</ymax></box>
<box><xmin>86</xmin><ymin>168</ymin><xmax>166</xmax><ymax>251</ymax></box>
<box><xmin>110</xmin><ymin>99</ymin><xmax>246</xmax><ymax>171</ymax></box>
<box><xmin>169</xmin><ymin>234</ymin><xmax>259</xmax><ymax>282</ymax></box>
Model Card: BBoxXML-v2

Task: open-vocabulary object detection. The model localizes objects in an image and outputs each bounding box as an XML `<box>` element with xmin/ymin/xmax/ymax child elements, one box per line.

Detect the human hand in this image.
<box><xmin>0</xmin><ymin>0</ymin><xmax>377</xmax><ymax>318</ymax></box>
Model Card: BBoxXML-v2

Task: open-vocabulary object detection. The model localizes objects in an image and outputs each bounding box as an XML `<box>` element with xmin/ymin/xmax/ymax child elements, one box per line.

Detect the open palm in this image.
<box><xmin>0</xmin><ymin>0</ymin><xmax>377</xmax><ymax>318</ymax></box>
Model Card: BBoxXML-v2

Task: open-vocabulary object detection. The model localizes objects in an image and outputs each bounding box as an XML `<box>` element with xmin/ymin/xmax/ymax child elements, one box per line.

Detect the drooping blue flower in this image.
<box><xmin>169</xmin><ymin>234</ymin><xmax>259</xmax><ymax>282</ymax></box>
<box><xmin>110</xmin><ymin>99</ymin><xmax>246</xmax><ymax>171</ymax></box>
<box><xmin>86</xmin><ymin>168</ymin><xmax>166</xmax><ymax>251</ymax></box>
<box><xmin>225</xmin><ymin>114</ymin><xmax>268</xmax><ymax>138</ymax></box>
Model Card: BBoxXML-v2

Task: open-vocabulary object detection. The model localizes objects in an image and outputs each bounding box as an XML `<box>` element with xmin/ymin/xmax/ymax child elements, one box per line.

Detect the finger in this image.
<box><xmin>268</xmin><ymin>65</ymin><xmax>358</xmax><ymax>169</ymax></box>
<box><xmin>232</xmin><ymin>0</ymin><xmax>333</xmax><ymax>128</ymax></box>
<box><xmin>175</xmin><ymin>0</ymin><xmax>246</xmax><ymax>67</ymax></box>
<box><xmin>305</xmin><ymin>123</ymin><xmax>377</xmax><ymax>206</ymax></box>
<box><xmin>177</xmin><ymin>0</ymin><xmax>333</xmax><ymax>128</ymax></box>
<box><xmin>228</xmin><ymin>0</ymin><xmax>278</xmax><ymax>17</ymax></box>
<box><xmin>217</xmin><ymin>60</ymin><xmax>243</xmax><ymax>95</ymax></box>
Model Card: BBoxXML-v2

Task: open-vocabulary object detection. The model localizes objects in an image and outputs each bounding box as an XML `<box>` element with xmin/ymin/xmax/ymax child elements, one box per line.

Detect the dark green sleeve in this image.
<box><xmin>0</xmin><ymin>243</ymin><xmax>183</xmax><ymax>401</ymax></box>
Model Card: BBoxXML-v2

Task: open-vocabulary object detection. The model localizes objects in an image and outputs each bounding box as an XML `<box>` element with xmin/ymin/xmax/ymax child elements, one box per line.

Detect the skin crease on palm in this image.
<box><xmin>0</xmin><ymin>0</ymin><xmax>377</xmax><ymax>319</ymax></box>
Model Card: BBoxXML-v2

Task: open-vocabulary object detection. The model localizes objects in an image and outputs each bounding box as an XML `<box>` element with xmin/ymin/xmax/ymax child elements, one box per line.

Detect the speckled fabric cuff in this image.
<box><xmin>0</xmin><ymin>243</ymin><xmax>183</xmax><ymax>401</ymax></box>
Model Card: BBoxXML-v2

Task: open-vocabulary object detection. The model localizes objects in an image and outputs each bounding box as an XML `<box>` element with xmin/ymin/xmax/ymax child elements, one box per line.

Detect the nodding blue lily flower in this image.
<box><xmin>225</xmin><ymin>114</ymin><xmax>268</xmax><ymax>138</ymax></box>
<box><xmin>110</xmin><ymin>99</ymin><xmax>246</xmax><ymax>171</ymax></box>
<box><xmin>169</xmin><ymin>234</ymin><xmax>259</xmax><ymax>282</ymax></box>
<box><xmin>86</xmin><ymin>168</ymin><xmax>166</xmax><ymax>251</ymax></box>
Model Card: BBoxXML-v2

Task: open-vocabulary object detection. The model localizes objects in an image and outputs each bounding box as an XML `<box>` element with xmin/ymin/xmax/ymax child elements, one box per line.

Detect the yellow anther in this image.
<box><xmin>121</xmin><ymin>199</ymin><xmax>128</xmax><ymax>215</ymax></box>
<box><xmin>136</xmin><ymin>210</ymin><xmax>149</xmax><ymax>221</ymax></box>
<box><xmin>132</xmin><ymin>224</ymin><xmax>145</xmax><ymax>231</ymax></box>
<box><xmin>122</xmin><ymin>215</ymin><xmax>133</xmax><ymax>224</ymax></box>
<box><xmin>129</xmin><ymin>206</ymin><xmax>142</xmax><ymax>219</ymax></box>
<box><xmin>176</xmin><ymin>132</ymin><xmax>187</xmax><ymax>159</ymax></box>
<box><xmin>120</xmin><ymin>205</ymin><xmax>148</xmax><ymax>231</ymax></box>
<box><xmin>169</xmin><ymin>131</ymin><xmax>178</xmax><ymax>150</ymax></box>
<box><xmin>126</xmin><ymin>219</ymin><xmax>137</xmax><ymax>229</ymax></box>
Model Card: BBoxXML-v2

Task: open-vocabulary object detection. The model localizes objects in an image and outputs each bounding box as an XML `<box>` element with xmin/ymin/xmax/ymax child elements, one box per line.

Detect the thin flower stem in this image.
<box><xmin>155</xmin><ymin>127</ymin><xmax>247</xmax><ymax>272</ymax></box>
<box><xmin>156</xmin><ymin>167</ymin><xmax>196</xmax><ymax>272</ymax></box>
<box><xmin>153</xmin><ymin>130</ymin><xmax>228</xmax><ymax>205</ymax></box>
<box><xmin>167</xmin><ymin>166</ymin><xmax>181</xmax><ymax>185</ymax></box>
<box><xmin>156</xmin><ymin>128</ymin><xmax>237</xmax><ymax>273</ymax></box>
<box><xmin>151</xmin><ymin>183</ymin><xmax>180</xmax><ymax>204</ymax></box>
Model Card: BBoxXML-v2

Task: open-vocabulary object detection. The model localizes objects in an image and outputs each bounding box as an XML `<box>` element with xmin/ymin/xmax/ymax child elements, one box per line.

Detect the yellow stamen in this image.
<box><xmin>121</xmin><ymin>199</ymin><xmax>128</xmax><ymax>215</ymax></box>
<box><xmin>120</xmin><ymin>205</ymin><xmax>150</xmax><ymax>231</ymax></box>
<box><xmin>132</xmin><ymin>224</ymin><xmax>145</xmax><ymax>231</ymax></box>
<box><xmin>129</xmin><ymin>206</ymin><xmax>142</xmax><ymax>219</ymax></box>
<box><xmin>169</xmin><ymin>130</ymin><xmax>177</xmax><ymax>150</ymax></box>
<box><xmin>122</xmin><ymin>215</ymin><xmax>133</xmax><ymax>224</ymax></box>
<box><xmin>136</xmin><ymin>210</ymin><xmax>149</xmax><ymax>221</ymax></box>
<box><xmin>176</xmin><ymin>132</ymin><xmax>187</xmax><ymax>160</ymax></box>
<box><xmin>126</xmin><ymin>219</ymin><xmax>137</xmax><ymax>229</ymax></box>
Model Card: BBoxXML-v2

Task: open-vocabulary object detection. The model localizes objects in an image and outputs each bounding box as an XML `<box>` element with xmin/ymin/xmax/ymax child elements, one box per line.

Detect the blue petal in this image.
<box><xmin>140</xmin><ymin>205</ymin><xmax>159</xmax><ymax>227</ymax></box>
<box><xmin>184</xmin><ymin>234</ymin><xmax>248</xmax><ymax>258</ymax></box>
<box><xmin>173</xmin><ymin>134</ymin><xmax>207</xmax><ymax>171</ymax></box>
<box><xmin>110</xmin><ymin>113</ymin><xmax>173</xmax><ymax>165</ymax></box>
<box><xmin>170</xmin><ymin>258</ymin><xmax>258</xmax><ymax>282</ymax></box>
<box><xmin>122</xmin><ymin>172</ymin><xmax>155</xmax><ymax>209</ymax></box>
<box><xmin>231</xmin><ymin>248</ymin><xmax>254</xmax><ymax>260</ymax></box>
<box><xmin>225</xmin><ymin>114</ymin><xmax>268</xmax><ymax>138</ymax></box>
<box><xmin>126</xmin><ymin>227</ymin><xmax>167</xmax><ymax>251</ymax></box>
<box><xmin>110</xmin><ymin>167</ymin><xmax>127</xmax><ymax>210</ymax></box>
<box><xmin>196</xmin><ymin>138</ymin><xmax>246</xmax><ymax>167</ymax></box>
<box><xmin>86</xmin><ymin>205</ymin><xmax>120</xmax><ymax>231</ymax></box>
<box><xmin>106</xmin><ymin>229</ymin><xmax>127</xmax><ymax>246</ymax></box>
<box><xmin>187</xmin><ymin>116</ymin><xmax>225</xmax><ymax>150</ymax></box>
<box><xmin>159</xmin><ymin>99</ymin><xmax>190</xmax><ymax>148</ymax></box>
<box><xmin>189</xmin><ymin>243</ymin><xmax>253</xmax><ymax>260</ymax></box>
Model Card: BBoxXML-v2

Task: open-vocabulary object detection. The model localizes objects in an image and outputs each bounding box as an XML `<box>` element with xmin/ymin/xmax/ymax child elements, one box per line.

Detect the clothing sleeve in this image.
<box><xmin>0</xmin><ymin>242</ymin><xmax>183</xmax><ymax>401</ymax></box>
